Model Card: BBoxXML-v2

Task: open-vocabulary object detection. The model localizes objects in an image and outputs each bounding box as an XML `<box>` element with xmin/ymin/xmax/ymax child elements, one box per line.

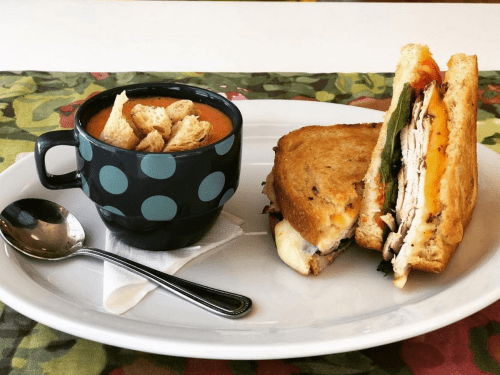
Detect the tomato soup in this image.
<box><xmin>85</xmin><ymin>97</ymin><xmax>233</xmax><ymax>146</ymax></box>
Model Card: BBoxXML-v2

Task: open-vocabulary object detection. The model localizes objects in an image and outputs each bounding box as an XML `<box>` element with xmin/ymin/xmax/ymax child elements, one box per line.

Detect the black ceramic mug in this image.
<box><xmin>35</xmin><ymin>83</ymin><xmax>243</xmax><ymax>250</ymax></box>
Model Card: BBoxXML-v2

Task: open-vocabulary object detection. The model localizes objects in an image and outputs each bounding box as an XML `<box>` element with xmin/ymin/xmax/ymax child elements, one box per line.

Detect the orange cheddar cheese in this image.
<box><xmin>424</xmin><ymin>85</ymin><xmax>449</xmax><ymax>215</ymax></box>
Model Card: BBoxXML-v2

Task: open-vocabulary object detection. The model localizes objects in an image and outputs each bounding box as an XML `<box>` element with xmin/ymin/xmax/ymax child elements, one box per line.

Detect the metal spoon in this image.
<box><xmin>0</xmin><ymin>198</ymin><xmax>252</xmax><ymax>318</ymax></box>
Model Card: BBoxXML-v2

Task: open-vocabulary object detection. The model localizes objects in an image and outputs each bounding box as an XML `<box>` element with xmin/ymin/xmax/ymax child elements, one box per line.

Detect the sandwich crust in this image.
<box><xmin>355</xmin><ymin>44</ymin><xmax>442</xmax><ymax>251</ymax></box>
<box><xmin>272</xmin><ymin>123</ymin><xmax>381</xmax><ymax>253</ymax></box>
<box><xmin>392</xmin><ymin>53</ymin><xmax>478</xmax><ymax>285</ymax></box>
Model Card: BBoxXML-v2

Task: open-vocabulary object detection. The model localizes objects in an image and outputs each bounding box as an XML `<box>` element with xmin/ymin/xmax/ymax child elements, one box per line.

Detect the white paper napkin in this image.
<box><xmin>102</xmin><ymin>211</ymin><xmax>244</xmax><ymax>314</ymax></box>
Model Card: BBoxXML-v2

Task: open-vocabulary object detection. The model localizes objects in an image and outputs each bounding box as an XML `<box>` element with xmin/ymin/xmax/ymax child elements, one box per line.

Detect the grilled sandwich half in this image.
<box><xmin>263</xmin><ymin>123</ymin><xmax>381</xmax><ymax>275</ymax></box>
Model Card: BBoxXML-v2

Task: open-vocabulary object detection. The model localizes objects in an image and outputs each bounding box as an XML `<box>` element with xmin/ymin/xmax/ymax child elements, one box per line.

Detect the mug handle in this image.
<box><xmin>35</xmin><ymin>130</ymin><xmax>82</xmax><ymax>190</ymax></box>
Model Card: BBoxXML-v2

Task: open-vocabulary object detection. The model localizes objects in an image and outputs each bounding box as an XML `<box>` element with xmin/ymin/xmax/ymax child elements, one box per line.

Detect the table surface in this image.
<box><xmin>2</xmin><ymin>2</ymin><xmax>500</xmax><ymax>374</ymax></box>
<box><xmin>1</xmin><ymin>68</ymin><xmax>500</xmax><ymax>375</ymax></box>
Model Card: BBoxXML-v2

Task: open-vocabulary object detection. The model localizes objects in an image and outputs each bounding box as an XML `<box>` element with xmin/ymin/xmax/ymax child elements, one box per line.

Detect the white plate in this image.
<box><xmin>1</xmin><ymin>100</ymin><xmax>499</xmax><ymax>360</ymax></box>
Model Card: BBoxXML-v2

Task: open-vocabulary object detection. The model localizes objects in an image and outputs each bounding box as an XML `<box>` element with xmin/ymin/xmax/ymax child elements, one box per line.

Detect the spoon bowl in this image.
<box><xmin>0</xmin><ymin>199</ymin><xmax>84</xmax><ymax>260</ymax></box>
<box><xmin>0</xmin><ymin>198</ymin><xmax>252</xmax><ymax>318</ymax></box>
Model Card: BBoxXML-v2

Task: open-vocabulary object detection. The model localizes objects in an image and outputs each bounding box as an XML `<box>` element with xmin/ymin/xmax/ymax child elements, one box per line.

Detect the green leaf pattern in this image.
<box><xmin>1</xmin><ymin>70</ymin><xmax>500</xmax><ymax>374</ymax></box>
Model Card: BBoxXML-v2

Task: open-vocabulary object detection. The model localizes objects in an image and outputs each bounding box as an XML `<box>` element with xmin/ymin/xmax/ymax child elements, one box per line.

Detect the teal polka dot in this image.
<box><xmin>99</xmin><ymin>166</ymin><xmax>128</xmax><ymax>195</ymax></box>
<box><xmin>141</xmin><ymin>195</ymin><xmax>177</xmax><ymax>221</ymax></box>
<box><xmin>215</xmin><ymin>135</ymin><xmax>234</xmax><ymax>156</ymax></box>
<box><xmin>219</xmin><ymin>188</ymin><xmax>235</xmax><ymax>206</ymax></box>
<box><xmin>81</xmin><ymin>175</ymin><xmax>90</xmax><ymax>196</ymax></box>
<box><xmin>199</xmin><ymin>171</ymin><xmax>225</xmax><ymax>202</ymax></box>
<box><xmin>141</xmin><ymin>154</ymin><xmax>176</xmax><ymax>179</ymax></box>
<box><xmin>79</xmin><ymin>134</ymin><xmax>93</xmax><ymax>161</ymax></box>
<box><xmin>102</xmin><ymin>206</ymin><xmax>125</xmax><ymax>216</ymax></box>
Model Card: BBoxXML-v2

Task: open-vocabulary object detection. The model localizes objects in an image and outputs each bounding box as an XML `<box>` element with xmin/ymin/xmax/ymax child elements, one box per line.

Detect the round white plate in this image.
<box><xmin>0</xmin><ymin>100</ymin><xmax>499</xmax><ymax>360</ymax></box>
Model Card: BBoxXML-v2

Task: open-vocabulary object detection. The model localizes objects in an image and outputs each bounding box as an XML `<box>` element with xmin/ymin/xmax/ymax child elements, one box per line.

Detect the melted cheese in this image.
<box><xmin>319</xmin><ymin>201</ymin><xmax>359</xmax><ymax>251</ymax></box>
<box><xmin>275</xmin><ymin>219</ymin><xmax>318</xmax><ymax>275</ymax></box>
<box><xmin>424</xmin><ymin>86</ymin><xmax>448</xmax><ymax>215</ymax></box>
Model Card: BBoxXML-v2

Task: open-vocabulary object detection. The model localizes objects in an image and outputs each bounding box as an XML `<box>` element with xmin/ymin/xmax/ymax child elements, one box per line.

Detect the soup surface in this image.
<box><xmin>85</xmin><ymin>97</ymin><xmax>233</xmax><ymax>145</ymax></box>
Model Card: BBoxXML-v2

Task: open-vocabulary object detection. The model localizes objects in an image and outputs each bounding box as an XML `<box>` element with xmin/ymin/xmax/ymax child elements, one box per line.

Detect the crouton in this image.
<box><xmin>164</xmin><ymin>115</ymin><xmax>212</xmax><ymax>152</ymax></box>
<box><xmin>166</xmin><ymin>100</ymin><xmax>199</xmax><ymax>123</ymax></box>
<box><xmin>99</xmin><ymin>91</ymin><xmax>140</xmax><ymax>150</ymax></box>
<box><xmin>135</xmin><ymin>130</ymin><xmax>165</xmax><ymax>152</ymax></box>
<box><xmin>131</xmin><ymin>104</ymin><xmax>172</xmax><ymax>140</ymax></box>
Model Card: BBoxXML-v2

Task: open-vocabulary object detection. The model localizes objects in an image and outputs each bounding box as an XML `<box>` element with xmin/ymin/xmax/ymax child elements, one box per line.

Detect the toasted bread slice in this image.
<box><xmin>270</xmin><ymin>123</ymin><xmax>381</xmax><ymax>256</ymax></box>
<box><xmin>131</xmin><ymin>104</ymin><xmax>172</xmax><ymax>140</ymax></box>
<box><xmin>166</xmin><ymin>100</ymin><xmax>199</xmax><ymax>124</ymax></box>
<box><xmin>164</xmin><ymin>115</ymin><xmax>212</xmax><ymax>152</ymax></box>
<box><xmin>99</xmin><ymin>91</ymin><xmax>140</xmax><ymax>150</ymax></box>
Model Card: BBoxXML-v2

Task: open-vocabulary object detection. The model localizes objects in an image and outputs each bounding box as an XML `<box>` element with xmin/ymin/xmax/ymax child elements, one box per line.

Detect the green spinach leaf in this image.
<box><xmin>379</xmin><ymin>83</ymin><xmax>414</xmax><ymax>214</ymax></box>
<box><xmin>379</xmin><ymin>83</ymin><xmax>414</xmax><ymax>183</ymax></box>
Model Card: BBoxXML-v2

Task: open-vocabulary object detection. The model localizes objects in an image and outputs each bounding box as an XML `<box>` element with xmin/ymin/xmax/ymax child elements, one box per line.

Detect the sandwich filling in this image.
<box><xmin>263</xmin><ymin>170</ymin><xmax>353</xmax><ymax>275</ymax></box>
<box><xmin>379</xmin><ymin>81</ymin><xmax>449</xmax><ymax>286</ymax></box>
<box><xmin>274</xmin><ymin>219</ymin><xmax>351</xmax><ymax>276</ymax></box>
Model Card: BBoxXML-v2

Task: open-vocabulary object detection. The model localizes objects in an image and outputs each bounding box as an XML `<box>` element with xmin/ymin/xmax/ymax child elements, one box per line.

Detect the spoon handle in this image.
<box><xmin>75</xmin><ymin>247</ymin><xmax>252</xmax><ymax>318</ymax></box>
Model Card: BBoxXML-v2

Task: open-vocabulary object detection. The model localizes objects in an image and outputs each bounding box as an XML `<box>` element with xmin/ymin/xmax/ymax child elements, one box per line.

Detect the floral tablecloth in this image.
<box><xmin>1</xmin><ymin>71</ymin><xmax>500</xmax><ymax>374</ymax></box>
